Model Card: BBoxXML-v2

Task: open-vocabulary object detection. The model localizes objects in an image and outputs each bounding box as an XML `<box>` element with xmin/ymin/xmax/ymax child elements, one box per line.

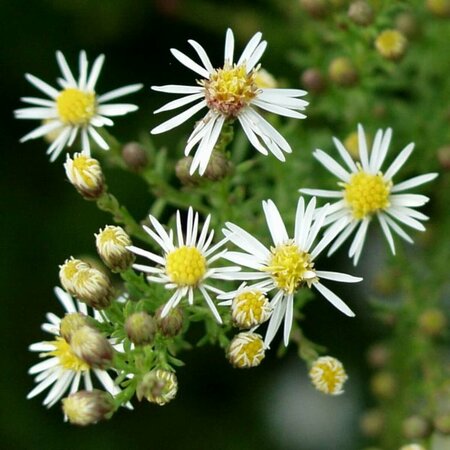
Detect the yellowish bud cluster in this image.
<box><xmin>59</xmin><ymin>257</ymin><xmax>113</xmax><ymax>309</ymax></box>
<box><xmin>70</xmin><ymin>325</ymin><xmax>114</xmax><ymax>370</ymax></box>
<box><xmin>62</xmin><ymin>389</ymin><xmax>115</xmax><ymax>426</ymax></box>
<box><xmin>375</xmin><ymin>30</ymin><xmax>408</xmax><ymax>61</ymax></box>
<box><xmin>227</xmin><ymin>332</ymin><xmax>265</xmax><ymax>369</ymax></box>
<box><xmin>125</xmin><ymin>311</ymin><xmax>157</xmax><ymax>346</ymax></box>
<box><xmin>137</xmin><ymin>369</ymin><xmax>178</xmax><ymax>405</ymax></box>
<box><xmin>95</xmin><ymin>225</ymin><xmax>134</xmax><ymax>272</ymax></box>
<box><xmin>59</xmin><ymin>312</ymin><xmax>90</xmax><ymax>343</ymax></box>
<box><xmin>231</xmin><ymin>290</ymin><xmax>271</xmax><ymax>328</ymax></box>
<box><xmin>309</xmin><ymin>356</ymin><xmax>348</xmax><ymax>395</ymax></box>
<box><xmin>64</xmin><ymin>153</ymin><xmax>105</xmax><ymax>200</ymax></box>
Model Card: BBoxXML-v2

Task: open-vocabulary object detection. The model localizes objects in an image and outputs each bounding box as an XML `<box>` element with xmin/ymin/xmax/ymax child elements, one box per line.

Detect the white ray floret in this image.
<box><xmin>151</xmin><ymin>28</ymin><xmax>308</xmax><ymax>175</ymax></box>
<box><xmin>222</xmin><ymin>197</ymin><xmax>361</xmax><ymax>348</ymax></box>
<box><xmin>28</xmin><ymin>287</ymin><xmax>126</xmax><ymax>409</ymax></box>
<box><xmin>128</xmin><ymin>207</ymin><xmax>240</xmax><ymax>323</ymax></box>
<box><xmin>15</xmin><ymin>50</ymin><xmax>142</xmax><ymax>161</ymax></box>
<box><xmin>300</xmin><ymin>124</ymin><xmax>438</xmax><ymax>265</ymax></box>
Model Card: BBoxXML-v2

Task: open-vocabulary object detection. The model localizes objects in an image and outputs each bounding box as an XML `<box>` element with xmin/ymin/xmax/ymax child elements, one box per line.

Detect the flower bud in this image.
<box><xmin>125</xmin><ymin>312</ymin><xmax>157</xmax><ymax>346</ymax></box>
<box><xmin>70</xmin><ymin>326</ymin><xmax>114</xmax><ymax>369</ymax></box>
<box><xmin>375</xmin><ymin>30</ymin><xmax>408</xmax><ymax>61</ymax></box>
<box><xmin>95</xmin><ymin>225</ymin><xmax>134</xmax><ymax>272</ymax></box>
<box><xmin>399</xmin><ymin>444</ymin><xmax>426</xmax><ymax>450</ymax></box>
<box><xmin>395</xmin><ymin>13</ymin><xmax>420</xmax><ymax>39</ymax></box>
<box><xmin>60</xmin><ymin>258</ymin><xmax>113</xmax><ymax>309</ymax></box>
<box><xmin>301</xmin><ymin>68</ymin><xmax>326</xmax><ymax>94</ymax></box>
<box><xmin>155</xmin><ymin>306</ymin><xmax>184</xmax><ymax>338</ymax></box>
<box><xmin>175</xmin><ymin>156</ymin><xmax>201</xmax><ymax>186</ymax></box>
<box><xmin>348</xmin><ymin>1</ymin><xmax>374</xmax><ymax>26</ymax></box>
<box><xmin>203</xmin><ymin>150</ymin><xmax>234</xmax><ymax>181</ymax></box>
<box><xmin>122</xmin><ymin>142</ymin><xmax>148</xmax><ymax>172</ymax></box>
<box><xmin>328</xmin><ymin>57</ymin><xmax>358</xmax><ymax>87</ymax></box>
<box><xmin>137</xmin><ymin>369</ymin><xmax>178</xmax><ymax>405</ymax></box>
<box><xmin>254</xmin><ymin>68</ymin><xmax>278</xmax><ymax>89</ymax></box>
<box><xmin>437</xmin><ymin>145</ymin><xmax>450</xmax><ymax>171</ymax></box>
<box><xmin>62</xmin><ymin>389</ymin><xmax>115</xmax><ymax>426</ymax></box>
<box><xmin>370</xmin><ymin>371</ymin><xmax>397</xmax><ymax>399</ymax></box>
<box><xmin>231</xmin><ymin>290</ymin><xmax>271</xmax><ymax>329</ymax></box>
<box><xmin>426</xmin><ymin>0</ymin><xmax>450</xmax><ymax>18</ymax></box>
<box><xmin>227</xmin><ymin>332</ymin><xmax>265</xmax><ymax>369</ymax></box>
<box><xmin>60</xmin><ymin>312</ymin><xmax>90</xmax><ymax>343</ymax></box>
<box><xmin>64</xmin><ymin>153</ymin><xmax>105</xmax><ymax>200</ymax></box>
<box><xmin>309</xmin><ymin>356</ymin><xmax>348</xmax><ymax>395</ymax></box>
<box><xmin>367</xmin><ymin>344</ymin><xmax>391</xmax><ymax>368</ymax></box>
<box><xmin>360</xmin><ymin>409</ymin><xmax>385</xmax><ymax>437</ymax></box>
<box><xmin>300</xmin><ymin>0</ymin><xmax>328</xmax><ymax>19</ymax></box>
<box><xmin>434</xmin><ymin>412</ymin><xmax>450</xmax><ymax>434</ymax></box>
<box><xmin>419</xmin><ymin>308</ymin><xmax>447</xmax><ymax>337</ymax></box>
<box><xmin>402</xmin><ymin>415</ymin><xmax>431</xmax><ymax>440</ymax></box>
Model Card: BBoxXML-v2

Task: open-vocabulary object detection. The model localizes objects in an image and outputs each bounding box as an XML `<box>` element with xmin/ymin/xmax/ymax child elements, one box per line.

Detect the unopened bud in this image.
<box><xmin>59</xmin><ymin>257</ymin><xmax>91</xmax><ymax>294</ymax></box>
<box><xmin>301</xmin><ymin>68</ymin><xmax>326</xmax><ymax>93</ymax></box>
<box><xmin>395</xmin><ymin>13</ymin><xmax>420</xmax><ymax>39</ymax></box>
<box><xmin>426</xmin><ymin>0</ymin><xmax>450</xmax><ymax>18</ymax></box>
<box><xmin>402</xmin><ymin>415</ymin><xmax>431</xmax><ymax>440</ymax></box>
<box><xmin>300</xmin><ymin>0</ymin><xmax>327</xmax><ymax>19</ymax></box>
<box><xmin>419</xmin><ymin>308</ymin><xmax>447</xmax><ymax>337</ymax></box>
<box><xmin>155</xmin><ymin>305</ymin><xmax>184</xmax><ymax>338</ymax></box>
<box><xmin>309</xmin><ymin>356</ymin><xmax>348</xmax><ymax>395</ymax></box>
<box><xmin>137</xmin><ymin>369</ymin><xmax>178</xmax><ymax>405</ymax></box>
<box><xmin>227</xmin><ymin>332</ymin><xmax>265</xmax><ymax>368</ymax></box>
<box><xmin>231</xmin><ymin>290</ymin><xmax>271</xmax><ymax>329</ymax></box>
<box><xmin>371</xmin><ymin>371</ymin><xmax>397</xmax><ymax>399</ymax></box>
<box><xmin>62</xmin><ymin>389</ymin><xmax>115</xmax><ymax>426</ymax></box>
<box><xmin>70</xmin><ymin>326</ymin><xmax>114</xmax><ymax>369</ymax></box>
<box><xmin>255</xmin><ymin>68</ymin><xmax>278</xmax><ymax>89</ymax></box>
<box><xmin>360</xmin><ymin>409</ymin><xmax>385</xmax><ymax>437</ymax></box>
<box><xmin>203</xmin><ymin>150</ymin><xmax>234</xmax><ymax>181</ymax></box>
<box><xmin>437</xmin><ymin>145</ymin><xmax>450</xmax><ymax>171</ymax></box>
<box><xmin>64</xmin><ymin>153</ymin><xmax>105</xmax><ymax>200</ymax></box>
<box><xmin>375</xmin><ymin>30</ymin><xmax>408</xmax><ymax>61</ymax></box>
<box><xmin>60</xmin><ymin>312</ymin><xmax>90</xmax><ymax>343</ymax></box>
<box><xmin>125</xmin><ymin>312</ymin><xmax>157</xmax><ymax>345</ymax></box>
<box><xmin>95</xmin><ymin>225</ymin><xmax>134</xmax><ymax>272</ymax></box>
<box><xmin>399</xmin><ymin>444</ymin><xmax>426</xmax><ymax>450</ymax></box>
<box><xmin>122</xmin><ymin>142</ymin><xmax>148</xmax><ymax>172</ymax></box>
<box><xmin>367</xmin><ymin>344</ymin><xmax>391</xmax><ymax>368</ymax></box>
<box><xmin>329</xmin><ymin>57</ymin><xmax>358</xmax><ymax>87</ymax></box>
<box><xmin>348</xmin><ymin>1</ymin><xmax>374</xmax><ymax>26</ymax></box>
<box><xmin>434</xmin><ymin>413</ymin><xmax>450</xmax><ymax>434</ymax></box>
<box><xmin>175</xmin><ymin>156</ymin><xmax>201</xmax><ymax>186</ymax></box>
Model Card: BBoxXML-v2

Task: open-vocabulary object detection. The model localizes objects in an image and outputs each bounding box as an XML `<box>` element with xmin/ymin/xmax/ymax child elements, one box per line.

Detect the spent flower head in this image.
<box><xmin>300</xmin><ymin>124</ymin><xmax>438</xmax><ymax>265</ymax></box>
<box><xmin>223</xmin><ymin>197</ymin><xmax>361</xmax><ymax>348</ymax></box>
<box><xmin>15</xmin><ymin>50</ymin><xmax>142</xmax><ymax>161</ymax></box>
<box><xmin>151</xmin><ymin>28</ymin><xmax>308</xmax><ymax>175</ymax></box>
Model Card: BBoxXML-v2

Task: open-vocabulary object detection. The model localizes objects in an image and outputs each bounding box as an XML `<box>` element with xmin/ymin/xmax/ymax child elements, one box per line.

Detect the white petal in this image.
<box><xmin>128</xmin><ymin>245</ymin><xmax>165</xmax><ymax>265</ymax></box>
<box><xmin>377</xmin><ymin>213</ymin><xmax>396</xmax><ymax>255</ymax></box>
<box><xmin>238</xmin><ymin>32</ymin><xmax>263</xmax><ymax>67</ymax></box>
<box><xmin>252</xmin><ymin>99</ymin><xmax>306</xmax><ymax>119</ymax></box>
<box><xmin>86</xmin><ymin>54</ymin><xmax>105</xmax><ymax>91</ymax></box>
<box><xmin>313</xmin><ymin>149</ymin><xmax>351</xmax><ymax>182</ymax></box>
<box><xmin>27</xmin><ymin>371</ymin><xmax>59</xmax><ymax>399</ymax></box>
<box><xmin>19</xmin><ymin>120</ymin><xmax>62</xmax><ymax>142</ymax></box>
<box><xmin>349</xmin><ymin>218</ymin><xmax>370</xmax><ymax>265</ymax></box>
<box><xmin>390</xmin><ymin>194</ymin><xmax>429</xmax><ymax>207</ymax></box>
<box><xmin>391</xmin><ymin>173</ymin><xmax>438</xmax><ymax>193</ymax></box>
<box><xmin>368</xmin><ymin>128</ymin><xmax>384</xmax><ymax>173</ymax></box>
<box><xmin>311</xmin><ymin>215</ymin><xmax>351</xmax><ymax>259</ymax></box>
<box><xmin>20</xmin><ymin>96</ymin><xmax>56</xmax><ymax>107</ymax></box>
<box><xmin>48</xmin><ymin>127</ymin><xmax>72</xmax><ymax>162</ymax></box>
<box><xmin>304</xmin><ymin>203</ymin><xmax>330</xmax><ymax>252</ymax></box>
<box><xmin>246</xmin><ymin>41</ymin><xmax>267</xmax><ymax>71</ymax></box>
<box><xmin>299</xmin><ymin>188</ymin><xmax>342</xmax><ymax>198</ymax></box>
<box><xmin>283</xmin><ymin>294</ymin><xmax>294</xmax><ymax>347</ymax></box>
<box><xmin>327</xmin><ymin>220</ymin><xmax>358</xmax><ymax>256</ymax></box>
<box><xmin>25</xmin><ymin>73</ymin><xmax>59</xmax><ymax>99</ymax></box>
<box><xmin>56</xmin><ymin>51</ymin><xmax>77</xmax><ymax>86</ymax></box>
<box><xmin>151</xmin><ymin>84</ymin><xmax>203</xmax><ymax>95</ymax></box>
<box><xmin>381</xmin><ymin>214</ymin><xmax>414</xmax><ymax>243</ymax></box>
<box><xmin>313</xmin><ymin>282</ymin><xmax>355</xmax><ymax>317</ymax></box>
<box><xmin>97</xmin><ymin>104</ymin><xmax>138</xmax><ymax>116</ymax></box>
<box><xmin>224</xmin><ymin>28</ymin><xmax>234</xmax><ymax>64</ymax></box>
<box><xmin>357</xmin><ymin>124</ymin><xmax>370</xmax><ymax>172</ymax></box>
<box><xmin>224</xmin><ymin>252</ymin><xmax>265</xmax><ymax>270</ymax></box>
<box><xmin>385</xmin><ymin>208</ymin><xmax>425</xmax><ymax>231</ymax></box>
<box><xmin>315</xmin><ymin>271</ymin><xmax>362</xmax><ymax>283</ymax></box>
<box><xmin>332</xmin><ymin>137</ymin><xmax>358</xmax><ymax>172</ymax></box>
<box><xmin>78</xmin><ymin>50</ymin><xmax>88</xmax><ymax>91</ymax></box>
<box><xmin>171</xmin><ymin>48</ymin><xmax>210</xmax><ymax>78</ymax></box>
<box><xmin>263</xmin><ymin>199</ymin><xmax>288</xmax><ymax>246</ymax></box>
<box><xmin>97</xmin><ymin>83</ymin><xmax>143</xmax><ymax>103</ymax></box>
<box><xmin>15</xmin><ymin>107</ymin><xmax>58</xmax><ymax>120</ymax></box>
<box><xmin>264</xmin><ymin>296</ymin><xmax>287</xmax><ymax>349</ymax></box>
<box><xmin>88</xmin><ymin>126</ymin><xmax>109</xmax><ymax>150</ymax></box>
<box><xmin>54</xmin><ymin>286</ymin><xmax>76</xmax><ymax>313</ymax></box>
<box><xmin>188</xmin><ymin>39</ymin><xmax>214</xmax><ymax>73</ymax></box>
<box><xmin>200</xmin><ymin>286</ymin><xmax>222</xmax><ymax>324</ymax></box>
<box><xmin>383</xmin><ymin>143</ymin><xmax>414</xmax><ymax>181</ymax></box>
<box><xmin>154</xmin><ymin>93</ymin><xmax>204</xmax><ymax>114</ymax></box>
<box><xmin>223</xmin><ymin>222</ymin><xmax>270</xmax><ymax>260</ymax></box>
<box><xmin>297</xmin><ymin>197</ymin><xmax>316</xmax><ymax>249</ymax></box>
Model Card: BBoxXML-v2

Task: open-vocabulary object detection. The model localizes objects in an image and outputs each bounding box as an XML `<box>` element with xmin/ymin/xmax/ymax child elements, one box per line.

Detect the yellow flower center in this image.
<box><xmin>48</xmin><ymin>337</ymin><xmax>90</xmax><ymax>371</ymax></box>
<box><xmin>232</xmin><ymin>290</ymin><xmax>271</xmax><ymax>328</ymax></box>
<box><xmin>166</xmin><ymin>246</ymin><xmax>206</xmax><ymax>286</ymax></box>
<box><xmin>57</xmin><ymin>88</ymin><xmax>96</xmax><ymax>125</ymax></box>
<box><xmin>72</xmin><ymin>155</ymin><xmax>100</xmax><ymax>188</ymax></box>
<box><xmin>202</xmin><ymin>64</ymin><xmax>259</xmax><ymax>117</ymax></box>
<box><xmin>344</xmin><ymin>171</ymin><xmax>391</xmax><ymax>219</ymax></box>
<box><xmin>375</xmin><ymin>30</ymin><xmax>407</xmax><ymax>60</ymax></box>
<box><xmin>266</xmin><ymin>242</ymin><xmax>316</xmax><ymax>293</ymax></box>
<box><xmin>309</xmin><ymin>356</ymin><xmax>347</xmax><ymax>395</ymax></box>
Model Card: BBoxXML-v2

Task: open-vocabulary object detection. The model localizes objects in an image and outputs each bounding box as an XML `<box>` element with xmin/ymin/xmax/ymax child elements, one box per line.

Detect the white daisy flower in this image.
<box><xmin>28</xmin><ymin>287</ymin><xmax>123</xmax><ymax>408</ymax></box>
<box><xmin>222</xmin><ymin>197</ymin><xmax>361</xmax><ymax>348</ymax></box>
<box><xmin>128</xmin><ymin>207</ymin><xmax>239</xmax><ymax>324</ymax></box>
<box><xmin>300</xmin><ymin>124</ymin><xmax>438</xmax><ymax>265</ymax></box>
<box><xmin>15</xmin><ymin>50</ymin><xmax>142</xmax><ymax>161</ymax></box>
<box><xmin>151</xmin><ymin>28</ymin><xmax>308</xmax><ymax>175</ymax></box>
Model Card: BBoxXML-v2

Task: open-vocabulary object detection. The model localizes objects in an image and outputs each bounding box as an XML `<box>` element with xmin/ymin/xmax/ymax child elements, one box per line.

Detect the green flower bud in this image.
<box><xmin>402</xmin><ymin>415</ymin><xmax>431</xmax><ymax>440</ymax></box>
<box><xmin>348</xmin><ymin>1</ymin><xmax>374</xmax><ymax>26</ymax></box>
<box><xmin>301</xmin><ymin>68</ymin><xmax>326</xmax><ymax>94</ymax></box>
<box><xmin>419</xmin><ymin>308</ymin><xmax>447</xmax><ymax>337</ymax></box>
<box><xmin>155</xmin><ymin>305</ymin><xmax>184</xmax><ymax>338</ymax></box>
<box><xmin>125</xmin><ymin>312</ymin><xmax>157</xmax><ymax>346</ymax></box>
<box><xmin>122</xmin><ymin>142</ymin><xmax>148</xmax><ymax>172</ymax></box>
<box><xmin>360</xmin><ymin>409</ymin><xmax>385</xmax><ymax>437</ymax></box>
<box><xmin>328</xmin><ymin>57</ymin><xmax>358</xmax><ymax>87</ymax></box>
<box><xmin>137</xmin><ymin>369</ymin><xmax>178</xmax><ymax>405</ymax></box>
<box><xmin>370</xmin><ymin>371</ymin><xmax>397</xmax><ymax>399</ymax></box>
<box><xmin>203</xmin><ymin>150</ymin><xmax>234</xmax><ymax>181</ymax></box>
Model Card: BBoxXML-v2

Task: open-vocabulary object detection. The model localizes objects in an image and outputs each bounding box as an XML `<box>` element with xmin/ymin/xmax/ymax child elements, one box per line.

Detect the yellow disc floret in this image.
<box><xmin>202</xmin><ymin>64</ymin><xmax>259</xmax><ymax>117</ymax></box>
<box><xmin>232</xmin><ymin>290</ymin><xmax>271</xmax><ymax>328</ymax></box>
<box><xmin>309</xmin><ymin>356</ymin><xmax>348</xmax><ymax>395</ymax></box>
<box><xmin>48</xmin><ymin>337</ymin><xmax>90</xmax><ymax>371</ymax></box>
<box><xmin>57</xmin><ymin>88</ymin><xmax>96</xmax><ymax>125</ymax></box>
<box><xmin>166</xmin><ymin>246</ymin><xmax>207</xmax><ymax>286</ymax></box>
<box><xmin>344</xmin><ymin>171</ymin><xmax>391</xmax><ymax>219</ymax></box>
<box><xmin>228</xmin><ymin>332</ymin><xmax>265</xmax><ymax>368</ymax></box>
<box><xmin>266</xmin><ymin>242</ymin><xmax>316</xmax><ymax>293</ymax></box>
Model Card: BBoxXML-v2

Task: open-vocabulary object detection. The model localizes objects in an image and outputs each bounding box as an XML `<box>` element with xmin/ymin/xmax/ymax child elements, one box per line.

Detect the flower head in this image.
<box><xmin>15</xmin><ymin>51</ymin><xmax>142</xmax><ymax>161</ymax></box>
<box><xmin>28</xmin><ymin>287</ymin><xmax>122</xmax><ymax>408</ymax></box>
<box><xmin>128</xmin><ymin>207</ymin><xmax>238</xmax><ymax>323</ymax></box>
<box><xmin>227</xmin><ymin>332</ymin><xmax>265</xmax><ymax>368</ymax></box>
<box><xmin>309</xmin><ymin>356</ymin><xmax>348</xmax><ymax>395</ymax></box>
<box><xmin>375</xmin><ymin>29</ymin><xmax>408</xmax><ymax>61</ymax></box>
<box><xmin>151</xmin><ymin>28</ymin><xmax>308</xmax><ymax>175</ymax></box>
<box><xmin>300</xmin><ymin>124</ymin><xmax>438</xmax><ymax>265</ymax></box>
<box><xmin>223</xmin><ymin>197</ymin><xmax>361</xmax><ymax>348</ymax></box>
<box><xmin>137</xmin><ymin>369</ymin><xmax>178</xmax><ymax>405</ymax></box>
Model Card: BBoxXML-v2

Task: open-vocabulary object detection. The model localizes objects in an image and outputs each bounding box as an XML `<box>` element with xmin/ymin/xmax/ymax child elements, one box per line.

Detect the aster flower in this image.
<box><xmin>223</xmin><ymin>197</ymin><xmax>361</xmax><ymax>348</ymax></box>
<box><xmin>28</xmin><ymin>287</ymin><xmax>123</xmax><ymax>408</ymax></box>
<box><xmin>151</xmin><ymin>28</ymin><xmax>308</xmax><ymax>175</ymax></box>
<box><xmin>15</xmin><ymin>50</ymin><xmax>142</xmax><ymax>161</ymax></box>
<box><xmin>300</xmin><ymin>125</ymin><xmax>438</xmax><ymax>265</ymax></box>
<box><xmin>128</xmin><ymin>207</ymin><xmax>239</xmax><ymax>323</ymax></box>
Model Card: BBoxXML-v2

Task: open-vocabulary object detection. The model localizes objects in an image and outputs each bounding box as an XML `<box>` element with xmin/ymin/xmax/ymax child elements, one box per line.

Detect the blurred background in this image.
<box><xmin>1</xmin><ymin>1</ymin><xmax>449</xmax><ymax>449</ymax></box>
